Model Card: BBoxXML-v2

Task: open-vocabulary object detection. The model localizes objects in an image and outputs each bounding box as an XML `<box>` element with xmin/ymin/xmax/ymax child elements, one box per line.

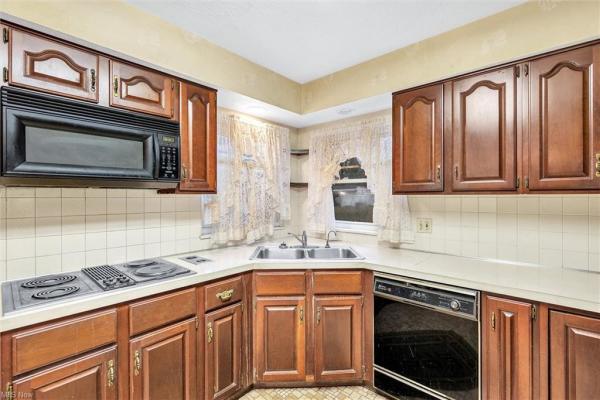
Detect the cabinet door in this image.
<box><xmin>129</xmin><ymin>318</ymin><xmax>197</xmax><ymax>400</ymax></box>
<box><xmin>528</xmin><ymin>45</ymin><xmax>600</xmax><ymax>190</ymax></box>
<box><xmin>392</xmin><ymin>85</ymin><xmax>444</xmax><ymax>193</ymax></box>
<box><xmin>451</xmin><ymin>67</ymin><xmax>517</xmax><ymax>191</ymax></box>
<box><xmin>314</xmin><ymin>296</ymin><xmax>363</xmax><ymax>382</ymax></box>
<box><xmin>205</xmin><ymin>303</ymin><xmax>242</xmax><ymax>400</ymax></box>
<box><xmin>9</xmin><ymin>28</ymin><xmax>99</xmax><ymax>102</ymax></box>
<box><xmin>178</xmin><ymin>82</ymin><xmax>217</xmax><ymax>193</ymax></box>
<box><xmin>482</xmin><ymin>295</ymin><xmax>533</xmax><ymax>400</ymax></box>
<box><xmin>110</xmin><ymin>60</ymin><xmax>175</xmax><ymax>118</ymax></box>
<box><xmin>254</xmin><ymin>296</ymin><xmax>306</xmax><ymax>382</ymax></box>
<box><xmin>12</xmin><ymin>347</ymin><xmax>117</xmax><ymax>400</ymax></box>
<box><xmin>550</xmin><ymin>311</ymin><xmax>600</xmax><ymax>399</ymax></box>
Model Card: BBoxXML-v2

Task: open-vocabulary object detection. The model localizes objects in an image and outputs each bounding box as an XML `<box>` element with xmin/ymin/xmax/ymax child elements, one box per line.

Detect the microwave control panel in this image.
<box><xmin>158</xmin><ymin>134</ymin><xmax>179</xmax><ymax>180</ymax></box>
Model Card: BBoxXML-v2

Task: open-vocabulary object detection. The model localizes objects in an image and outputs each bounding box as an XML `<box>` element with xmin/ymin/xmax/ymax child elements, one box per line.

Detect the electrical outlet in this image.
<box><xmin>416</xmin><ymin>218</ymin><xmax>432</xmax><ymax>233</ymax></box>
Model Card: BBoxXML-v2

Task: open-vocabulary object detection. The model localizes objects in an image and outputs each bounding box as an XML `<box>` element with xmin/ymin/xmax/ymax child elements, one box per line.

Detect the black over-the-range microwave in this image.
<box><xmin>0</xmin><ymin>86</ymin><xmax>180</xmax><ymax>188</ymax></box>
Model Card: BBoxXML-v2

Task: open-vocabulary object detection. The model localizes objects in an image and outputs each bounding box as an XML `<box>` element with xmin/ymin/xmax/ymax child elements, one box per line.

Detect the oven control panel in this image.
<box><xmin>158</xmin><ymin>134</ymin><xmax>179</xmax><ymax>180</ymax></box>
<box><xmin>374</xmin><ymin>277</ymin><xmax>478</xmax><ymax>319</ymax></box>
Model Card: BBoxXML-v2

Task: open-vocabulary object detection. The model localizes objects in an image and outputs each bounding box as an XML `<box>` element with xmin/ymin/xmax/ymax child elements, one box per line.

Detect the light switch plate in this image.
<box><xmin>416</xmin><ymin>218</ymin><xmax>432</xmax><ymax>233</ymax></box>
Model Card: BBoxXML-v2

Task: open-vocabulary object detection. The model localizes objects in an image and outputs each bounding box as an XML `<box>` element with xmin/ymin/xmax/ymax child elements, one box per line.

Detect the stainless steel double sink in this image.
<box><xmin>250</xmin><ymin>246</ymin><xmax>363</xmax><ymax>260</ymax></box>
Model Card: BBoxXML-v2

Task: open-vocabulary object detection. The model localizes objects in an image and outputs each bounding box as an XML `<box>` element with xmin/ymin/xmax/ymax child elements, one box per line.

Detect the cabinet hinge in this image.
<box><xmin>2</xmin><ymin>28</ymin><xmax>8</xmax><ymax>44</ymax></box>
<box><xmin>531</xmin><ymin>304</ymin><xmax>537</xmax><ymax>321</ymax></box>
<box><xmin>515</xmin><ymin>65</ymin><xmax>520</xmax><ymax>78</ymax></box>
<box><xmin>516</xmin><ymin>177</ymin><xmax>520</xmax><ymax>189</ymax></box>
<box><xmin>6</xmin><ymin>382</ymin><xmax>14</xmax><ymax>400</ymax></box>
<box><xmin>171</xmin><ymin>80</ymin><xmax>175</xmax><ymax>90</ymax></box>
<box><xmin>241</xmin><ymin>302</ymin><xmax>244</xmax><ymax>314</ymax></box>
<box><xmin>525</xmin><ymin>176</ymin><xmax>529</xmax><ymax>189</ymax></box>
<box><xmin>3</xmin><ymin>67</ymin><xmax>8</xmax><ymax>83</ymax></box>
<box><xmin>195</xmin><ymin>317</ymin><xmax>199</xmax><ymax>330</ymax></box>
<box><xmin>524</xmin><ymin>64</ymin><xmax>529</xmax><ymax>77</ymax></box>
<box><xmin>361</xmin><ymin>297</ymin><xmax>364</xmax><ymax>308</ymax></box>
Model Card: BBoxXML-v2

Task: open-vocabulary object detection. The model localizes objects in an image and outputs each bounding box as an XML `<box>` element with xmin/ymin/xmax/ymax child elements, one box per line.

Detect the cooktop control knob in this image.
<box><xmin>450</xmin><ymin>299</ymin><xmax>461</xmax><ymax>311</ymax></box>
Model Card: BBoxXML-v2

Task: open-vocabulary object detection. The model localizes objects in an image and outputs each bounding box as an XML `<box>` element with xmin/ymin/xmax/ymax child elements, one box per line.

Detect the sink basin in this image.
<box><xmin>250</xmin><ymin>246</ymin><xmax>363</xmax><ymax>260</ymax></box>
<box><xmin>306</xmin><ymin>247</ymin><xmax>361</xmax><ymax>259</ymax></box>
<box><xmin>252</xmin><ymin>247</ymin><xmax>306</xmax><ymax>259</ymax></box>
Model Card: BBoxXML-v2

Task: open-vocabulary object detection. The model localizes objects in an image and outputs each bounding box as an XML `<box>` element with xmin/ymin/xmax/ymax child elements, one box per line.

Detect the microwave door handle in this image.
<box><xmin>153</xmin><ymin>134</ymin><xmax>160</xmax><ymax>179</ymax></box>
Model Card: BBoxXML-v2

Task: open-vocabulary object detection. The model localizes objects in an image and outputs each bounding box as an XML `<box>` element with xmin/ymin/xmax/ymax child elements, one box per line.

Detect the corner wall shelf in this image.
<box><xmin>290</xmin><ymin>149</ymin><xmax>309</xmax><ymax>156</ymax></box>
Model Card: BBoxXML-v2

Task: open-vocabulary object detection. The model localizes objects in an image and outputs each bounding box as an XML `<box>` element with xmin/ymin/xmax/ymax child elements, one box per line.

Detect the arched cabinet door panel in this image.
<box><xmin>9</xmin><ymin>28</ymin><xmax>99</xmax><ymax>102</ymax></box>
<box><xmin>450</xmin><ymin>67</ymin><xmax>518</xmax><ymax>192</ymax></box>
<box><xmin>527</xmin><ymin>45</ymin><xmax>600</xmax><ymax>190</ymax></box>
<box><xmin>392</xmin><ymin>84</ymin><xmax>444</xmax><ymax>193</ymax></box>
<box><xmin>178</xmin><ymin>82</ymin><xmax>217</xmax><ymax>193</ymax></box>
<box><xmin>109</xmin><ymin>60</ymin><xmax>176</xmax><ymax>119</ymax></box>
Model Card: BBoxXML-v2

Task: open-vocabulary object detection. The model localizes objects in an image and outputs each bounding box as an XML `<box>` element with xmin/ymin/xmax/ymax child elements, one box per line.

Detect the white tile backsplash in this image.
<box><xmin>0</xmin><ymin>187</ymin><xmax>213</xmax><ymax>280</ymax></box>
<box><xmin>403</xmin><ymin>194</ymin><xmax>600</xmax><ymax>271</ymax></box>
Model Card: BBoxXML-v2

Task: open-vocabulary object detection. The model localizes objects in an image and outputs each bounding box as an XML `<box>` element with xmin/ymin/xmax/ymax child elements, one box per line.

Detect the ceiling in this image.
<box><xmin>126</xmin><ymin>0</ymin><xmax>522</xmax><ymax>84</ymax></box>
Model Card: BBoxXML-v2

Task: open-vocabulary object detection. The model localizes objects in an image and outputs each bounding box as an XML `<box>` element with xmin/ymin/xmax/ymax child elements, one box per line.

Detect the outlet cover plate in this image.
<box><xmin>417</xmin><ymin>218</ymin><xmax>432</xmax><ymax>233</ymax></box>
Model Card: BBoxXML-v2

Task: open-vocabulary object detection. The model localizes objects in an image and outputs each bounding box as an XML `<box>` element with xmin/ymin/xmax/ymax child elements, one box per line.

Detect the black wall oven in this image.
<box><xmin>373</xmin><ymin>274</ymin><xmax>480</xmax><ymax>400</ymax></box>
<box><xmin>1</xmin><ymin>87</ymin><xmax>180</xmax><ymax>188</ymax></box>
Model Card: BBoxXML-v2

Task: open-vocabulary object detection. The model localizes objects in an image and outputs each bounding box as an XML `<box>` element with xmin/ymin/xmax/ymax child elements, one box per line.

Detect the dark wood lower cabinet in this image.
<box><xmin>205</xmin><ymin>302</ymin><xmax>243</xmax><ymax>400</ymax></box>
<box><xmin>254</xmin><ymin>296</ymin><xmax>306</xmax><ymax>383</ymax></box>
<box><xmin>314</xmin><ymin>296</ymin><xmax>363</xmax><ymax>382</ymax></box>
<box><xmin>482</xmin><ymin>295</ymin><xmax>533</xmax><ymax>400</ymax></box>
<box><xmin>129</xmin><ymin>318</ymin><xmax>197</xmax><ymax>400</ymax></box>
<box><xmin>550</xmin><ymin>310</ymin><xmax>600</xmax><ymax>400</ymax></box>
<box><xmin>12</xmin><ymin>346</ymin><xmax>117</xmax><ymax>400</ymax></box>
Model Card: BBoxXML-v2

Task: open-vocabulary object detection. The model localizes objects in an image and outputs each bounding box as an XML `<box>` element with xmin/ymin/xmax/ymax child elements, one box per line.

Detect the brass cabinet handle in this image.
<box><xmin>436</xmin><ymin>165</ymin><xmax>441</xmax><ymax>182</ymax></box>
<box><xmin>299</xmin><ymin>306</ymin><xmax>304</xmax><ymax>322</ymax></box>
<box><xmin>133</xmin><ymin>350</ymin><xmax>141</xmax><ymax>376</ymax></box>
<box><xmin>107</xmin><ymin>359</ymin><xmax>115</xmax><ymax>387</ymax></box>
<box><xmin>207</xmin><ymin>322</ymin><xmax>213</xmax><ymax>343</ymax></box>
<box><xmin>216</xmin><ymin>288</ymin><xmax>234</xmax><ymax>302</ymax></box>
<box><xmin>316</xmin><ymin>307</ymin><xmax>321</xmax><ymax>325</ymax></box>
<box><xmin>90</xmin><ymin>68</ymin><xmax>96</xmax><ymax>92</ymax></box>
<box><xmin>113</xmin><ymin>75</ymin><xmax>119</xmax><ymax>97</ymax></box>
<box><xmin>181</xmin><ymin>165</ymin><xmax>188</xmax><ymax>180</ymax></box>
<box><xmin>595</xmin><ymin>154</ymin><xmax>600</xmax><ymax>177</ymax></box>
<box><xmin>491</xmin><ymin>312</ymin><xmax>496</xmax><ymax>331</ymax></box>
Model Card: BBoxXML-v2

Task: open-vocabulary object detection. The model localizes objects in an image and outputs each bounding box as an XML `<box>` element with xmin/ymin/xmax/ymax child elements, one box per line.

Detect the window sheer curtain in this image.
<box><xmin>306</xmin><ymin>113</ymin><xmax>413</xmax><ymax>244</ymax></box>
<box><xmin>204</xmin><ymin>111</ymin><xmax>290</xmax><ymax>245</ymax></box>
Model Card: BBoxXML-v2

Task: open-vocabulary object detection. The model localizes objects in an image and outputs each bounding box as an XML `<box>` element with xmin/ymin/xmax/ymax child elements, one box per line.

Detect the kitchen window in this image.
<box><xmin>332</xmin><ymin>157</ymin><xmax>376</xmax><ymax>234</ymax></box>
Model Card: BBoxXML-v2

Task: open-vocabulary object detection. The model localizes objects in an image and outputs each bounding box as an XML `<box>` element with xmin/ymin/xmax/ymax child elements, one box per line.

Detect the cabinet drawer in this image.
<box><xmin>313</xmin><ymin>271</ymin><xmax>363</xmax><ymax>294</ymax></box>
<box><xmin>254</xmin><ymin>271</ymin><xmax>306</xmax><ymax>296</ymax></box>
<box><xmin>204</xmin><ymin>275</ymin><xmax>244</xmax><ymax>312</ymax></box>
<box><xmin>129</xmin><ymin>288</ymin><xmax>196</xmax><ymax>336</ymax></box>
<box><xmin>11</xmin><ymin>309</ymin><xmax>117</xmax><ymax>375</ymax></box>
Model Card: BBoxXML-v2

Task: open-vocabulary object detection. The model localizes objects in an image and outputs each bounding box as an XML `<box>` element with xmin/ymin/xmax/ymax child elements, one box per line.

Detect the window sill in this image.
<box><xmin>335</xmin><ymin>220</ymin><xmax>377</xmax><ymax>236</ymax></box>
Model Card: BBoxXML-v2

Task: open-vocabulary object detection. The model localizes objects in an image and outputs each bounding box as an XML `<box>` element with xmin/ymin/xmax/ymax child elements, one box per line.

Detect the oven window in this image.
<box><xmin>25</xmin><ymin>126</ymin><xmax>145</xmax><ymax>169</ymax></box>
<box><xmin>374</xmin><ymin>296</ymin><xmax>479</xmax><ymax>400</ymax></box>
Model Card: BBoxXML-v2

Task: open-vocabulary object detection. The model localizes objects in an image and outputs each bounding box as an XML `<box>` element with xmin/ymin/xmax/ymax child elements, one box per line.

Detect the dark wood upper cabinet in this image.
<box><xmin>129</xmin><ymin>318</ymin><xmax>197</xmax><ymax>400</ymax></box>
<box><xmin>450</xmin><ymin>67</ymin><xmax>517</xmax><ymax>191</ymax></box>
<box><xmin>550</xmin><ymin>310</ymin><xmax>600</xmax><ymax>400</ymax></box>
<box><xmin>314</xmin><ymin>296</ymin><xmax>363</xmax><ymax>383</ymax></box>
<box><xmin>178</xmin><ymin>82</ymin><xmax>217</xmax><ymax>193</ymax></box>
<box><xmin>527</xmin><ymin>45</ymin><xmax>600</xmax><ymax>191</ymax></box>
<box><xmin>109</xmin><ymin>60</ymin><xmax>176</xmax><ymax>118</ymax></box>
<box><xmin>12</xmin><ymin>347</ymin><xmax>117</xmax><ymax>400</ymax></box>
<box><xmin>254</xmin><ymin>296</ymin><xmax>306</xmax><ymax>383</ymax></box>
<box><xmin>392</xmin><ymin>84</ymin><xmax>444</xmax><ymax>193</ymax></box>
<box><xmin>9</xmin><ymin>28</ymin><xmax>100</xmax><ymax>102</ymax></box>
<box><xmin>482</xmin><ymin>295</ymin><xmax>533</xmax><ymax>400</ymax></box>
<box><xmin>205</xmin><ymin>302</ymin><xmax>243</xmax><ymax>400</ymax></box>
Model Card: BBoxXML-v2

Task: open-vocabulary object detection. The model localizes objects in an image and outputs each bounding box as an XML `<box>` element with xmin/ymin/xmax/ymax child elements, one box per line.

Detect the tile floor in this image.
<box><xmin>240</xmin><ymin>386</ymin><xmax>387</xmax><ymax>400</ymax></box>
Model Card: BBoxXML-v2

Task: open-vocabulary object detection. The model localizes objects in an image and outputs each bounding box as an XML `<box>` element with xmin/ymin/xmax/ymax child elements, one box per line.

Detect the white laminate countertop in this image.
<box><xmin>1</xmin><ymin>239</ymin><xmax>600</xmax><ymax>332</ymax></box>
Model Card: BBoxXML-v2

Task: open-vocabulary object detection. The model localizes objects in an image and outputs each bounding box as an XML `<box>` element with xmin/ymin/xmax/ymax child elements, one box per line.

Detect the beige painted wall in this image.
<box><xmin>0</xmin><ymin>0</ymin><xmax>302</xmax><ymax>112</ymax></box>
<box><xmin>301</xmin><ymin>0</ymin><xmax>600</xmax><ymax>113</ymax></box>
<box><xmin>1</xmin><ymin>0</ymin><xmax>598</xmax><ymax>116</ymax></box>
